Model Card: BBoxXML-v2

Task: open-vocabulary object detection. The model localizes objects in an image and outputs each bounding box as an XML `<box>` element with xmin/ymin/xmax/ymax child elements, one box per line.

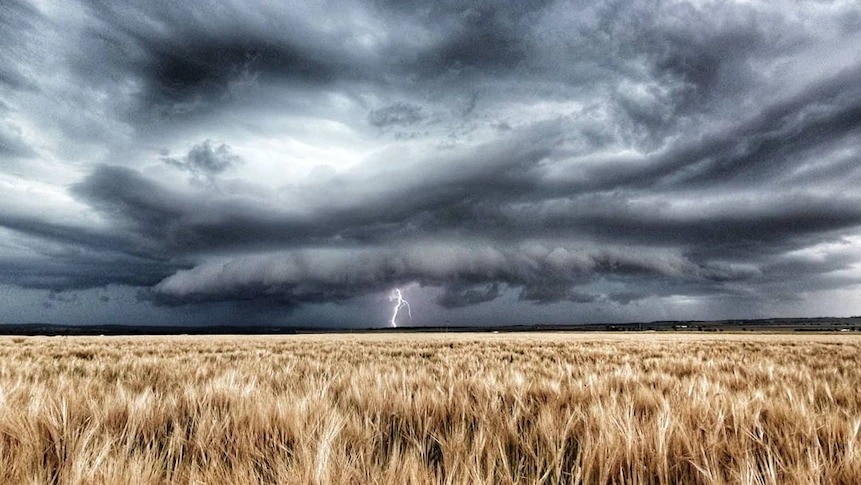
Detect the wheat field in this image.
<box><xmin>0</xmin><ymin>333</ymin><xmax>858</xmax><ymax>484</ymax></box>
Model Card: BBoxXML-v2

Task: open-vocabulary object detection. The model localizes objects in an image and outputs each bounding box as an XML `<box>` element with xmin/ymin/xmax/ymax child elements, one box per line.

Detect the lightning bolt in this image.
<box><xmin>389</xmin><ymin>288</ymin><xmax>412</xmax><ymax>327</ymax></box>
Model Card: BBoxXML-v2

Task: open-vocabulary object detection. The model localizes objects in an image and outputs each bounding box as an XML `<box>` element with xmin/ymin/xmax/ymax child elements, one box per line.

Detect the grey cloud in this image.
<box><xmin>541</xmin><ymin>64</ymin><xmax>861</xmax><ymax>196</ymax></box>
<box><xmin>607</xmin><ymin>291</ymin><xmax>644</xmax><ymax>305</ymax></box>
<box><xmin>0</xmin><ymin>1</ymin><xmax>46</xmax><ymax>97</ymax></box>
<box><xmin>436</xmin><ymin>283</ymin><xmax>500</xmax><ymax>309</ymax></box>
<box><xmin>0</xmin><ymin>122</ymin><xmax>34</xmax><ymax>158</ymax></box>
<box><xmin>365</xmin><ymin>1</ymin><xmax>551</xmax><ymax>79</ymax></box>
<box><xmin>518</xmin><ymin>285</ymin><xmax>599</xmax><ymax>305</ymax></box>
<box><xmin>368</xmin><ymin>103</ymin><xmax>424</xmax><ymax>127</ymax></box>
<box><xmin>0</xmin><ymin>0</ymin><xmax>39</xmax><ymax>28</ymax></box>
<box><xmin>162</xmin><ymin>140</ymin><xmax>242</xmax><ymax>176</ymax></box>
<box><xmin>45</xmin><ymin>291</ymin><xmax>80</xmax><ymax>307</ymax></box>
<box><xmin>0</xmin><ymin>66</ymin><xmax>35</xmax><ymax>92</ymax></box>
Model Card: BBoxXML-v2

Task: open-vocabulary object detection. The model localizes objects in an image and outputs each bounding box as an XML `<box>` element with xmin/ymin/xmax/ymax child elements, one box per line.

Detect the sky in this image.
<box><xmin>1</xmin><ymin>0</ymin><xmax>861</xmax><ymax>327</ymax></box>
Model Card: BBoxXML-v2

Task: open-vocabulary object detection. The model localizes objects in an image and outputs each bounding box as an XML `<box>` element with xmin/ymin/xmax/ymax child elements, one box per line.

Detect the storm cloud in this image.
<box><xmin>1</xmin><ymin>0</ymin><xmax>860</xmax><ymax>326</ymax></box>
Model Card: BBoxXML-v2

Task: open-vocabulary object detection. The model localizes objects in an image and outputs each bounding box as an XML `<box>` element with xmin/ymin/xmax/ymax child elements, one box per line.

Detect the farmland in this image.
<box><xmin>0</xmin><ymin>333</ymin><xmax>858</xmax><ymax>484</ymax></box>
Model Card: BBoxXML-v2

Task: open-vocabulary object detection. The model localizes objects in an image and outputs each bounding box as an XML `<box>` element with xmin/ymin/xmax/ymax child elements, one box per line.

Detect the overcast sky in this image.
<box><xmin>2</xmin><ymin>0</ymin><xmax>861</xmax><ymax>327</ymax></box>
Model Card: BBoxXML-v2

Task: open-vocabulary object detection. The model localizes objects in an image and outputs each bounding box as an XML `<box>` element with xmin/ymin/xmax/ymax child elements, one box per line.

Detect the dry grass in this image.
<box><xmin>0</xmin><ymin>332</ymin><xmax>859</xmax><ymax>484</ymax></box>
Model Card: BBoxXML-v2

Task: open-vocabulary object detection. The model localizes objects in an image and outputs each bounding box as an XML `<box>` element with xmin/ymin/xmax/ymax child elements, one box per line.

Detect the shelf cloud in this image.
<box><xmin>1</xmin><ymin>0</ymin><xmax>860</xmax><ymax>325</ymax></box>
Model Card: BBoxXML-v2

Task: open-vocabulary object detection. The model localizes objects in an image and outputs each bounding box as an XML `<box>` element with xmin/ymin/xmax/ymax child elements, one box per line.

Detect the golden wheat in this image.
<box><xmin>0</xmin><ymin>333</ymin><xmax>858</xmax><ymax>484</ymax></box>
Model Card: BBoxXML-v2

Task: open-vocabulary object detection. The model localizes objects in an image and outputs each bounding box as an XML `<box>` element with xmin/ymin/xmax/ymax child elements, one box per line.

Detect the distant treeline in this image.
<box><xmin>0</xmin><ymin>317</ymin><xmax>859</xmax><ymax>336</ymax></box>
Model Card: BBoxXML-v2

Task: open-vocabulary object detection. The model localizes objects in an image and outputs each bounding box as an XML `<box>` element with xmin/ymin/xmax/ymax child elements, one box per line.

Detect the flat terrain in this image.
<box><xmin>0</xmin><ymin>333</ymin><xmax>858</xmax><ymax>484</ymax></box>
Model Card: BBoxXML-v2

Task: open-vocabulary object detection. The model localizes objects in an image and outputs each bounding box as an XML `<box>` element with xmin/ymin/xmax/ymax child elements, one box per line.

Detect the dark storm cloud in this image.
<box><xmin>635</xmin><ymin>9</ymin><xmax>781</xmax><ymax>108</ymax></box>
<box><xmin>0</xmin><ymin>212</ymin><xmax>132</xmax><ymax>256</ymax></box>
<box><xmin>13</xmin><ymin>106</ymin><xmax>861</xmax><ymax>311</ymax></box>
<box><xmin>651</xmin><ymin>67</ymin><xmax>861</xmax><ymax>189</ymax></box>
<box><xmin>140</xmin><ymin>39</ymin><xmax>331</xmax><ymax>101</ymax></box>
<box><xmin>71</xmin><ymin>165</ymin><xmax>317</xmax><ymax>253</ymax></box>
<box><xmin>76</xmin><ymin>2</ymin><xmax>346</xmax><ymax>116</ymax></box>
<box><xmin>1</xmin><ymin>0</ymin><xmax>861</xmax><ymax>324</ymax></box>
<box><xmin>500</xmin><ymin>193</ymin><xmax>861</xmax><ymax>251</ymax></box>
<box><xmin>413</xmin><ymin>1</ymin><xmax>550</xmax><ymax>74</ymax></box>
<box><xmin>65</xmin><ymin>121</ymin><xmax>558</xmax><ymax>254</ymax></box>
<box><xmin>148</xmin><ymin>238</ymin><xmax>768</xmax><ymax>309</ymax></box>
<box><xmin>0</xmin><ymin>253</ymin><xmax>179</xmax><ymax>292</ymax></box>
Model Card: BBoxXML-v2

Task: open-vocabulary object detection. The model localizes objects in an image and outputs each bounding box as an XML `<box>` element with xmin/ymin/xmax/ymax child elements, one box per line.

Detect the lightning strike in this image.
<box><xmin>389</xmin><ymin>288</ymin><xmax>412</xmax><ymax>327</ymax></box>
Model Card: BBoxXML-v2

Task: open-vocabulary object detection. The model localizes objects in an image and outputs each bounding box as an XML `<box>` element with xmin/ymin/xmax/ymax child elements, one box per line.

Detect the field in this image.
<box><xmin>0</xmin><ymin>333</ymin><xmax>859</xmax><ymax>484</ymax></box>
